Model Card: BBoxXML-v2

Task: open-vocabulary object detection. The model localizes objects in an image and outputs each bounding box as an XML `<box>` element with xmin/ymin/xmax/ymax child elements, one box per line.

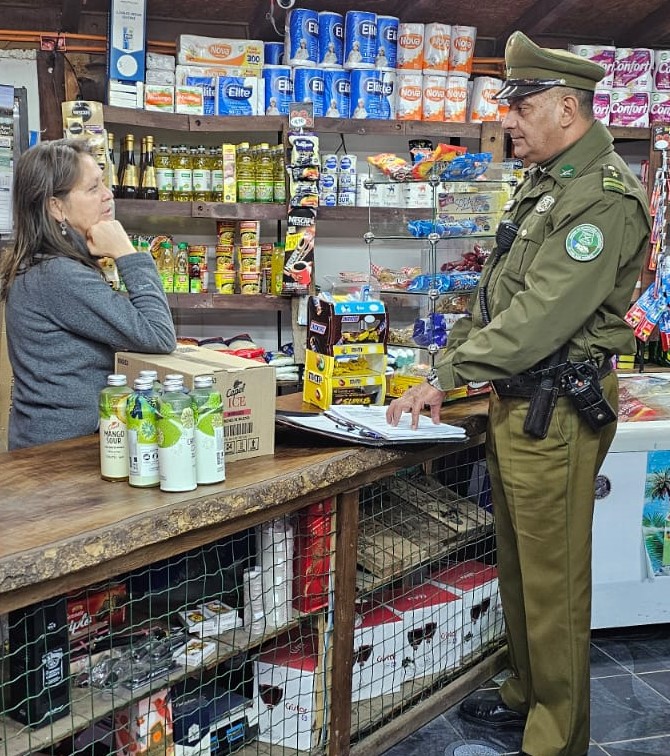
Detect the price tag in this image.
<box><xmin>653</xmin><ymin>124</ymin><xmax>670</xmax><ymax>151</ymax></box>
<box><xmin>289</xmin><ymin>101</ymin><xmax>314</xmax><ymax>131</ymax></box>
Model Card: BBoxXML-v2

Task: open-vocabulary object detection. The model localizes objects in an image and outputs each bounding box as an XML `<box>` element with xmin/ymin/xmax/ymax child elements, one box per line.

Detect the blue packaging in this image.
<box><xmin>376</xmin><ymin>15</ymin><xmax>399</xmax><ymax>69</ymax></box>
<box><xmin>350</xmin><ymin>69</ymin><xmax>394</xmax><ymax>120</ymax></box>
<box><xmin>285</xmin><ymin>8</ymin><xmax>319</xmax><ymax>66</ymax></box>
<box><xmin>344</xmin><ymin>10</ymin><xmax>377</xmax><ymax>70</ymax></box>
<box><xmin>318</xmin><ymin>11</ymin><xmax>344</xmax><ymax>67</ymax></box>
<box><xmin>292</xmin><ymin>66</ymin><xmax>325</xmax><ymax>117</ymax></box>
<box><xmin>323</xmin><ymin>69</ymin><xmax>350</xmax><ymax>118</ymax></box>
<box><xmin>185</xmin><ymin>76</ymin><xmax>215</xmax><ymax>115</ymax></box>
<box><xmin>264</xmin><ymin>41</ymin><xmax>284</xmax><ymax>65</ymax></box>
<box><xmin>216</xmin><ymin>77</ymin><xmax>257</xmax><ymax>116</ymax></box>
<box><xmin>262</xmin><ymin>65</ymin><xmax>293</xmax><ymax>115</ymax></box>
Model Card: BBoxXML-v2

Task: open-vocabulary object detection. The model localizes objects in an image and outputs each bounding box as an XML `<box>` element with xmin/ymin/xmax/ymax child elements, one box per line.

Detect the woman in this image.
<box><xmin>1</xmin><ymin>138</ymin><xmax>176</xmax><ymax>450</ymax></box>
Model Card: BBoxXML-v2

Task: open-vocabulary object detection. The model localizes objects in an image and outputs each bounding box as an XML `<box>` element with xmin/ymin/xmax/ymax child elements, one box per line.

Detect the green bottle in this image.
<box><xmin>126</xmin><ymin>376</ymin><xmax>159</xmax><ymax>488</ymax></box>
<box><xmin>99</xmin><ymin>374</ymin><xmax>131</xmax><ymax>482</ymax></box>
<box><xmin>157</xmin><ymin>376</ymin><xmax>197</xmax><ymax>492</ymax></box>
<box><xmin>191</xmin><ymin>375</ymin><xmax>225</xmax><ymax>484</ymax></box>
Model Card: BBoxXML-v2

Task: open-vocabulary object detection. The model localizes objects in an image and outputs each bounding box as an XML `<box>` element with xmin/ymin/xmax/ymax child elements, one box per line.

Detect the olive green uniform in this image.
<box><xmin>435</xmin><ymin>120</ymin><xmax>650</xmax><ymax>756</ymax></box>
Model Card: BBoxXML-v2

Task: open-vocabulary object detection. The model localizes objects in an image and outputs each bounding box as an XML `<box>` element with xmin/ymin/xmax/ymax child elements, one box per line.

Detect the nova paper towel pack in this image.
<box><xmin>469</xmin><ymin>76</ymin><xmax>502</xmax><ymax>122</ymax></box>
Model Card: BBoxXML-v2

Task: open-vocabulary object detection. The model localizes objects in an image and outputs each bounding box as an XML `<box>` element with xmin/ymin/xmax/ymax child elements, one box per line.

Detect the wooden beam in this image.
<box><xmin>36</xmin><ymin>49</ymin><xmax>65</xmax><ymax>141</ymax></box>
<box><xmin>496</xmin><ymin>0</ymin><xmax>588</xmax><ymax>53</ymax></box>
<box><xmin>60</xmin><ymin>0</ymin><xmax>83</xmax><ymax>33</ymax></box>
<box><xmin>622</xmin><ymin>1</ymin><xmax>670</xmax><ymax>47</ymax></box>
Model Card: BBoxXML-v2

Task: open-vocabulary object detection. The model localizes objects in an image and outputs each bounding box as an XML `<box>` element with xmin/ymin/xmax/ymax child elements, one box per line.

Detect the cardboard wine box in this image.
<box><xmin>115</xmin><ymin>346</ymin><xmax>275</xmax><ymax>462</ymax></box>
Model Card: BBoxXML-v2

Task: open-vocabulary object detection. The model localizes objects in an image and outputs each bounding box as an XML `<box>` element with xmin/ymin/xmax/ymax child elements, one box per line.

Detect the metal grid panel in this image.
<box><xmin>0</xmin><ymin>449</ymin><xmax>501</xmax><ymax>755</ymax></box>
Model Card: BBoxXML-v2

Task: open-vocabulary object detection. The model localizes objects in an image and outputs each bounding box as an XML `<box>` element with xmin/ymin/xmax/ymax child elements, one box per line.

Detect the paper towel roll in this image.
<box><xmin>614</xmin><ymin>48</ymin><xmax>653</xmax><ymax>92</ymax></box>
<box><xmin>258</xmin><ymin>519</ymin><xmax>294</xmax><ymax>628</ymax></box>
<box><xmin>651</xmin><ymin>91</ymin><xmax>670</xmax><ymax>123</ymax></box>
<box><xmin>444</xmin><ymin>74</ymin><xmax>468</xmax><ymax>122</ymax></box>
<box><xmin>569</xmin><ymin>45</ymin><xmax>616</xmax><ymax>89</ymax></box>
<box><xmin>423</xmin><ymin>23</ymin><xmax>451</xmax><ymax>74</ymax></box>
<box><xmin>422</xmin><ymin>73</ymin><xmax>447</xmax><ymax>121</ymax></box>
<box><xmin>593</xmin><ymin>90</ymin><xmax>611</xmax><ymax>126</ymax></box>
<box><xmin>654</xmin><ymin>50</ymin><xmax>670</xmax><ymax>92</ymax></box>
<box><xmin>449</xmin><ymin>25</ymin><xmax>477</xmax><ymax>77</ymax></box>
<box><xmin>243</xmin><ymin>566</ymin><xmax>266</xmax><ymax>635</ymax></box>
<box><xmin>609</xmin><ymin>89</ymin><xmax>650</xmax><ymax>127</ymax></box>
<box><xmin>468</xmin><ymin>76</ymin><xmax>502</xmax><ymax>123</ymax></box>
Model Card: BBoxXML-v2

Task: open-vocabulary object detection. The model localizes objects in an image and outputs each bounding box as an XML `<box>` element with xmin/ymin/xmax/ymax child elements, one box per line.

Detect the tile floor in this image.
<box><xmin>382</xmin><ymin>624</ymin><xmax>670</xmax><ymax>756</ymax></box>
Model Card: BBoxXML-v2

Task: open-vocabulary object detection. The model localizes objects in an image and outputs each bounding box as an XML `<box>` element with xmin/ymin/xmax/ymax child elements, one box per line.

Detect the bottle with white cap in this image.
<box><xmin>126</xmin><ymin>376</ymin><xmax>160</xmax><ymax>488</ymax></box>
<box><xmin>157</xmin><ymin>375</ymin><xmax>197</xmax><ymax>492</ymax></box>
<box><xmin>191</xmin><ymin>375</ymin><xmax>226</xmax><ymax>485</ymax></box>
<box><xmin>99</xmin><ymin>374</ymin><xmax>132</xmax><ymax>482</ymax></box>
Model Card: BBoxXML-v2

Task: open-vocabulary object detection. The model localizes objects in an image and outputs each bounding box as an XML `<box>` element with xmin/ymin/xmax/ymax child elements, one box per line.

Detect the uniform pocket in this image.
<box><xmin>503</xmin><ymin>221</ymin><xmax>545</xmax><ymax>280</ymax></box>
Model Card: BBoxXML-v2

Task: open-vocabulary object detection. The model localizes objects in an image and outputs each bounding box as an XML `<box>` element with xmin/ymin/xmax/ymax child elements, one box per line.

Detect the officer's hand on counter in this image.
<box><xmin>386</xmin><ymin>382</ymin><xmax>446</xmax><ymax>430</ymax></box>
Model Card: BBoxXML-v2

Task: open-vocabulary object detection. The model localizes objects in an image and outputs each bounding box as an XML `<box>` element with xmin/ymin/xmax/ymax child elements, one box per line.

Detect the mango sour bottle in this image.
<box><xmin>191</xmin><ymin>375</ymin><xmax>225</xmax><ymax>484</ymax></box>
<box><xmin>99</xmin><ymin>374</ymin><xmax>132</xmax><ymax>482</ymax></box>
<box><xmin>127</xmin><ymin>376</ymin><xmax>159</xmax><ymax>487</ymax></box>
<box><xmin>157</xmin><ymin>376</ymin><xmax>197</xmax><ymax>492</ymax></box>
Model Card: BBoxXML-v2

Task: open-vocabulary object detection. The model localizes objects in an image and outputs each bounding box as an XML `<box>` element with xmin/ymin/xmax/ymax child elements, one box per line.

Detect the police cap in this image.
<box><xmin>494</xmin><ymin>31</ymin><xmax>605</xmax><ymax>100</ymax></box>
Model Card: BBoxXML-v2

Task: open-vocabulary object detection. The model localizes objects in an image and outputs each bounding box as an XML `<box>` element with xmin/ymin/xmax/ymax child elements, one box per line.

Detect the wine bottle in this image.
<box><xmin>118</xmin><ymin>134</ymin><xmax>139</xmax><ymax>200</ymax></box>
<box><xmin>139</xmin><ymin>135</ymin><xmax>158</xmax><ymax>200</ymax></box>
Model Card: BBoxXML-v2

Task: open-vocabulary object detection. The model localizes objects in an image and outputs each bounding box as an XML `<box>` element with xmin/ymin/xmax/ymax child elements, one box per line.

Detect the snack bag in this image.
<box><xmin>367</xmin><ymin>153</ymin><xmax>412</xmax><ymax>180</ymax></box>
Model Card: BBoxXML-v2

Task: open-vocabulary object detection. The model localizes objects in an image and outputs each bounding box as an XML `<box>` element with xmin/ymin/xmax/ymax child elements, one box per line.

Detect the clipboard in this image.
<box><xmin>275</xmin><ymin>409</ymin><xmax>468</xmax><ymax>447</ymax></box>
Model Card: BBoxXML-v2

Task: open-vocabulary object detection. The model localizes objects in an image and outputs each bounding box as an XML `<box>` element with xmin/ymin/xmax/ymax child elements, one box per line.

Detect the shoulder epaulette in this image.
<box><xmin>602</xmin><ymin>164</ymin><xmax>625</xmax><ymax>193</ymax></box>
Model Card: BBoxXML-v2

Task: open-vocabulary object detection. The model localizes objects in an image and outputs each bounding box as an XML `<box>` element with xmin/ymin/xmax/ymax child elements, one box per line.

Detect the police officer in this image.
<box><xmin>387</xmin><ymin>31</ymin><xmax>651</xmax><ymax>756</ymax></box>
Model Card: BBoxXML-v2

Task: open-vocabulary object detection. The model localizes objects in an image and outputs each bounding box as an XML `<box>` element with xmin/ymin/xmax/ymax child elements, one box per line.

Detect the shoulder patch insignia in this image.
<box><xmin>602</xmin><ymin>164</ymin><xmax>625</xmax><ymax>193</ymax></box>
<box><xmin>535</xmin><ymin>195</ymin><xmax>555</xmax><ymax>214</ymax></box>
<box><xmin>565</xmin><ymin>224</ymin><xmax>604</xmax><ymax>261</ymax></box>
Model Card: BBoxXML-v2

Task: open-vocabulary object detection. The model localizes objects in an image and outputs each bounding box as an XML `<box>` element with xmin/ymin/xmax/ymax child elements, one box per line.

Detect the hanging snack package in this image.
<box><xmin>282</xmin><ymin>207</ymin><xmax>317</xmax><ymax>295</ymax></box>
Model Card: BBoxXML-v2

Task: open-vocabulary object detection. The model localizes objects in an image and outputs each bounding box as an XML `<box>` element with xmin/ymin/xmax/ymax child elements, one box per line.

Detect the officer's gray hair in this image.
<box><xmin>556</xmin><ymin>87</ymin><xmax>595</xmax><ymax>120</ymax></box>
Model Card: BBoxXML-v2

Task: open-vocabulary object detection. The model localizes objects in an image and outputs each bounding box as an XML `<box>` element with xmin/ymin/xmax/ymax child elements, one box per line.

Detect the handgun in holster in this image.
<box><xmin>523</xmin><ymin>345</ymin><xmax>569</xmax><ymax>439</ymax></box>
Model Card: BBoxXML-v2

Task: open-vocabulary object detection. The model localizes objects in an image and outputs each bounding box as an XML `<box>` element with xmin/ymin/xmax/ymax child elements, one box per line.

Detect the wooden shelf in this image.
<box><xmin>102</xmin><ymin>107</ymin><xmax>653</xmax><ymax>146</ymax></box>
<box><xmin>167</xmin><ymin>293</ymin><xmax>291</xmax><ymax>314</ymax></box>
<box><xmin>192</xmin><ymin>201</ymin><xmax>286</xmax><ymax>220</ymax></box>
<box><xmin>114</xmin><ymin>199</ymin><xmax>286</xmax><ymax>221</ymax></box>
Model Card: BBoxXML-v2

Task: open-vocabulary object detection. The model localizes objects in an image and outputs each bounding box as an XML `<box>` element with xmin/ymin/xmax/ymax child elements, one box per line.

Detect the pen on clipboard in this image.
<box><xmin>322</xmin><ymin>411</ymin><xmax>384</xmax><ymax>440</ymax></box>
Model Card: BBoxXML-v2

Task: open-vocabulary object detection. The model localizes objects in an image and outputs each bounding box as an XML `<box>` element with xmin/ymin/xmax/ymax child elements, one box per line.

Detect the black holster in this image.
<box><xmin>522</xmin><ymin>345</ymin><xmax>569</xmax><ymax>439</ymax></box>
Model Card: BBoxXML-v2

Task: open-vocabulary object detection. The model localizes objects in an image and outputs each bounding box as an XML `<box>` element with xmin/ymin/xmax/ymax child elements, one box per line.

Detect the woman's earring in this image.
<box><xmin>60</xmin><ymin>220</ymin><xmax>67</xmax><ymax>236</ymax></box>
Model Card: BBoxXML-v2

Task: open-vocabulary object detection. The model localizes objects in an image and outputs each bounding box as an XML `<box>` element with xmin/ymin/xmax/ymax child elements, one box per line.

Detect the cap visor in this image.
<box><xmin>493</xmin><ymin>82</ymin><xmax>557</xmax><ymax>100</ymax></box>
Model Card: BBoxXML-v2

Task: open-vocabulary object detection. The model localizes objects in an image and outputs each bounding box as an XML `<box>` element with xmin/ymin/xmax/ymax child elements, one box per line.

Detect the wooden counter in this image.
<box><xmin>0</xmin><ymin>396</ymin><xmax>489</xmax><ymax>613</ymax></box>
<box><xmin>0</xmin><ymin>396</ymin><xmax>493</xmax><ymax>756</ymax></box>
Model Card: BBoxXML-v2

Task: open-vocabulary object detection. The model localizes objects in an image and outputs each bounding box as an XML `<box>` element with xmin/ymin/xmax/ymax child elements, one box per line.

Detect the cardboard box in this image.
<box><xmin>115</xmin><ymin>688</ymin><xmax>174</xmax><ymax>755</ymax></box>
<box><xmin>304</xmin><ymin>344</ymin><xmax>387</xmax><ymax>379</ymax></box>
<box><xmin>115</xmin><ymin>347</ymin><xmax>275</xmax><ymax>462</ymax></box>
<box><xmin>303</xmin><ymin>370</ymin><xmax>386</xmax><ymax>410</ymax></box>
<box><xmin>0</xmin><ymin>309</ymin><xmax>13</xmax><ymax>453</ymax></box>
<box><xmin>384</xmin><ymin>583</ymin><xmax>463</xmax><ymax>679</ymax></box>
<box><xmin>108</xmin><ymin>0</ymin><xmax>147</xmax><ymax>84</ymax></box>
<box><xmin>428</xmin><ymin>560</ymin><xmax>504</xmax><ymax>659</ymax></box>
<box><xmin>307</xmin><ymin>297</ymin><xmax>388</xmax><ymax>355</ymax></box>
<box><xmin>253</xmin><ymin>631</ymin><xmax>319</xmax><ymax>751</ymax></box>
<box><xmin>293</xmin><ymin>498</ymin><xmax>334</xmax><ymax>614</ymax></box>
<box><xmin>352</xmin><ymin>603</ymin><xmax>404</xmax><ymax>701</ymax></box>
<box><xmin>177</xmin><ymin>36</ymin><xmax>264</xmax><ymax>71</ymax></box>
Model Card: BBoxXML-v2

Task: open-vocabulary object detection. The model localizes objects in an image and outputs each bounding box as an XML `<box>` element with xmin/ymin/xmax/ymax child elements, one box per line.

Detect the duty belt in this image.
<box><xmin>491</xmin><ymin>361</ymin><xmax>612</xmax><ymax>399</ymax></box>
